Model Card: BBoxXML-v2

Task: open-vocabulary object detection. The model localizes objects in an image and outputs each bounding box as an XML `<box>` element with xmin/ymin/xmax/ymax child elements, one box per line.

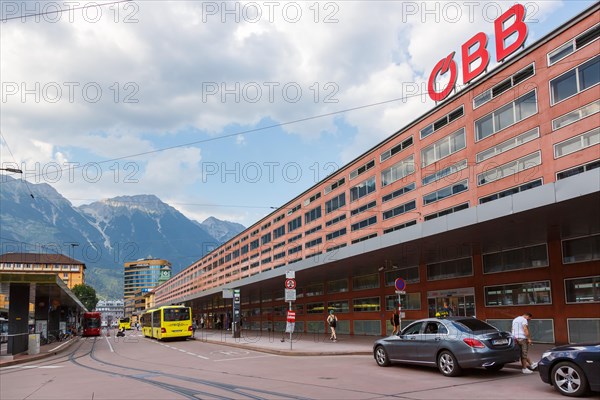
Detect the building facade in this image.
<box><xmin>153</xmin><ymin>4</ymin><xmax>600</xmax><ymax>344</ymax></box>
<box><xmin>94</xmin><ymin>299</ymin><xmax>124</xmax><ymax>327</ymax></box>
<box><xmin>0</xmin><ymin>253</ymin><xmax>85</xmax><ymax>289</ymax></box>
<box><xmin>123</xmin><ymin>257</ymin><xmax>172</xmax><ymax>300</ymax></box>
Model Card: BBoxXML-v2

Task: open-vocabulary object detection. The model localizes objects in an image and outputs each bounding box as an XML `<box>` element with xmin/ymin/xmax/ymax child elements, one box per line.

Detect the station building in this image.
<box><xmin>153</xmin><ymin>4</ymin><xmax>600</xmax><ymax>344</ymax></box>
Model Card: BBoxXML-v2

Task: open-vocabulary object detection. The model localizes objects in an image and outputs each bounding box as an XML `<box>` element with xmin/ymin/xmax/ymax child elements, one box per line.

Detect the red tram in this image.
<box><xmin>82</xmin><ymin>312</ymin><xmax>102</xmax><ymax>337</ymax></box>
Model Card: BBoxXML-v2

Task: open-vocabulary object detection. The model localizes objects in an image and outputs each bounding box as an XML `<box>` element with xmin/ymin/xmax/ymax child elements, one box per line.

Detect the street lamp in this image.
<box><xmin>0</xmin><ymin>168</ymin><xmax>23</xmax><ymax>173</ymax></box>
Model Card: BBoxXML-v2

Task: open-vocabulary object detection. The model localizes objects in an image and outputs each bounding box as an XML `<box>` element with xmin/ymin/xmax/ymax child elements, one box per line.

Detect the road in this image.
<box><xmin>0</xmin><ymin>332</ymin><xmax>568</xmax><ymax>400</ymax></box>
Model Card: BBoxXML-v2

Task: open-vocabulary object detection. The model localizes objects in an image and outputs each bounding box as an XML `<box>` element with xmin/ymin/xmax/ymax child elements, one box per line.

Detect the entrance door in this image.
<box><xmin>428</xmin><ymin>295</ymin><xmax>475</xmax><ymax>318</ymax></box>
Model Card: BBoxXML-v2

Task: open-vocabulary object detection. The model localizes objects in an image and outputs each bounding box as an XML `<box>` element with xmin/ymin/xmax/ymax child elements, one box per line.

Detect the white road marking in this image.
<box><xmin>105</xmin><ymin>334</ymin><xmax>115</xmax><ymax>352</ymax></box>
<box><xmin>214</xmin><ymin>355</ymin><xmax>274</xmax><ymax>362</ymax></box>
<box><xmin>3</xmin><ymin>365</ymin><xmax>64</xmax><ymax>369</ymax></box>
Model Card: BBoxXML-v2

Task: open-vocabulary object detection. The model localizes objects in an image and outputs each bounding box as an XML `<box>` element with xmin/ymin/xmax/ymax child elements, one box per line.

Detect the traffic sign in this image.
<box><xmin>287</xmin><ymin>311</ymin><xmax>296</xmax><ymax>322</ymax></box>
<box><xmin>395</xmin><ymin>277</ymin><xmax>406</xmax><ymax>291</ymax></box>
<box><xmin>285</xmin><ymin>289</ymin><xmax>296</xmax><ymax>301</ymax></box>
<box><xmin>285</xmin><ymin>278</ymin><xmax>296</xmax><ymax>289</ymax></box>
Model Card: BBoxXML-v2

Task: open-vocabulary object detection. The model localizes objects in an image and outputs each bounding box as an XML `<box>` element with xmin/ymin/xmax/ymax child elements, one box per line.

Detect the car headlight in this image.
<box><xmin>542</xmin><ymin>351</ymin><xmax>552</xmax><ymax>359</ymax></box>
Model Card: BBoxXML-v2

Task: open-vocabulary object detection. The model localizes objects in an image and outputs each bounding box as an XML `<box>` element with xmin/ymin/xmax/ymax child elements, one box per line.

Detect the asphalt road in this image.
<box><xmin>0</xmin><ymin>333</ymin><xmax>571</xmax><ymax>400</ymax></box>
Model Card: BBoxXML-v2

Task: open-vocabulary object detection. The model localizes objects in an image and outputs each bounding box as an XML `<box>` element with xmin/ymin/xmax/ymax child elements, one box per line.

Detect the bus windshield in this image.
<box><xmin>164</xmin><ymin>308</ymin><xmax>190</xmax><ymax>321</ymax></box>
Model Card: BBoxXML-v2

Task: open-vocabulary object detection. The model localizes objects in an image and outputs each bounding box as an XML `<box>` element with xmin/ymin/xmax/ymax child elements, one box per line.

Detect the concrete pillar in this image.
<box><xmin>8</xmin><ymin>283</ymin><xmax>30</xmax><ymax>355</ymax></box>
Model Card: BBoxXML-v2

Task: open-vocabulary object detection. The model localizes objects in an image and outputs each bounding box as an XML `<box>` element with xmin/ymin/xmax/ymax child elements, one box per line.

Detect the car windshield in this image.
<box><xmin>452</xmin><ymin>318</ymin><xmax>498</xmax><ymax>333</ymax></box>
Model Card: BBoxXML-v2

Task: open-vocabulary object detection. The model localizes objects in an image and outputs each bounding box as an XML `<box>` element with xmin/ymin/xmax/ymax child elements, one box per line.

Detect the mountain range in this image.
<box><xmin>0</xmin><ymin>175</ymin><xmax>245</xmax><ymax>298</ymax></box>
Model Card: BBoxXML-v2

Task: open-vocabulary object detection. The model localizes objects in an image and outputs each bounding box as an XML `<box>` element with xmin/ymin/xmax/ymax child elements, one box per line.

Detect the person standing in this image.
<box><xmin>327</xmin><ymin>310</ymin><xmax>338</xmax><ymax>342</ymax></box>
<box><xmin>391</xmin><ymin>309</ymin><xmax>400</xmax><ymax>335</ymax></box>
<box><xmin>512</xmin><ymin>312</ymin><xmax>538</xmax><ymax>374</ymax></box>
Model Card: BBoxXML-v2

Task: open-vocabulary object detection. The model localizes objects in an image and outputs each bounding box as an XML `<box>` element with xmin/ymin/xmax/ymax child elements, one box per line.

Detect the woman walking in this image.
<box><xmin>327</xmin><ymin>310</ymin><xmax>338</xmax><ymax>342</ymax></box>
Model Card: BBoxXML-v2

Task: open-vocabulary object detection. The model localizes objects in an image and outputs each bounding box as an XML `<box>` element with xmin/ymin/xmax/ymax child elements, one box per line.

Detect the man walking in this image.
<box><xmin>512</xmin><ymin>312</ymin><xmax>538</xmax><ymax>374</ymax></box>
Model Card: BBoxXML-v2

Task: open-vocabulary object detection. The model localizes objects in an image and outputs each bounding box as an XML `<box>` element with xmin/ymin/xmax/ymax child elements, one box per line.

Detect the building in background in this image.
<box><xmin>123</xmin><ymin>257</ymin><xmax>171</xmax><ymax>301</ymax></box>
<box><xmin>0</xmin><ymin>253</ymin><xmax>85</xmax><ymax>289</ymax></box>
<box><xmin>156</xmin><ymin>4</ymin><xmax>599</xmax><ymax>344</ymax></box>
<box><xmin>94</xmin><ymin>299</ymin><xmax>124</xmax><ymax>327</ymax></box>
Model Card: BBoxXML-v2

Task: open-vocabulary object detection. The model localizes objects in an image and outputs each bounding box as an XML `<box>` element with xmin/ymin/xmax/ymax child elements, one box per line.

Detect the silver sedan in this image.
<box><xmin>373</xmin><ymin>317</ymin><xmax>520</xmax><ymax>376</ymax></box>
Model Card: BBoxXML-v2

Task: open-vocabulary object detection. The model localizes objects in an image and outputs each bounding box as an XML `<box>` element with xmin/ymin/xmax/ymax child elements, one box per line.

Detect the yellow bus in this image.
<box><xmin>141</xmin><ymin>306</ymin><xmax>192</xmax><ymax>340</ymax></box>
<box><xmin>118</xmin><ymin>317</ymin><xmax>131</xmax><ymax>330</ymax></box>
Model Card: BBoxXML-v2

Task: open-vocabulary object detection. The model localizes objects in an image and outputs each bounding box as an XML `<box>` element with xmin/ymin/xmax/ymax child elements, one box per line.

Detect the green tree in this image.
<box><xmin>72</xmin><ymin>284</ymin><xmax>99</xmax><ymax>311</ymax></box>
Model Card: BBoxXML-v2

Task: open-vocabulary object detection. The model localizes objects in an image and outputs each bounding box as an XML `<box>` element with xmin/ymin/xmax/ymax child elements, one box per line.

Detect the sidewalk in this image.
<box><xmin>0</xmin><ymin>329</ymin><xmax>554</xmax><ymax>369</ymax></box>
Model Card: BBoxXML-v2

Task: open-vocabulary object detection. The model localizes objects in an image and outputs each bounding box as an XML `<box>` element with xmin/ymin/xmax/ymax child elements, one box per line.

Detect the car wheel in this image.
<box><xmin>437</xmin><ymin>350</ymin><xmax>462</xmax><ymax>377</ymax></box>
<box><xmin>484</xmin><ymin>363</ymin><xmax>504</xmax><ymax>372</ymax></box>
<box><xmin>374</xmin><ymin>346</ymin><xmax>390</xmax><ymax>367</ymax></box>
<box><xmin>551</xmin><ymin>361</ymin><xmax>589</xmax><ymax>397</ymax></box>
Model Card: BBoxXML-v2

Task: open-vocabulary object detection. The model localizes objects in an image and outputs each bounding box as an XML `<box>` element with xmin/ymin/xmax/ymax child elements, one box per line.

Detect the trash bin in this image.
<box><xmin>28</xmin><ymin>333</ymin><xmax>40</xmax><ymax>355</ymax></box>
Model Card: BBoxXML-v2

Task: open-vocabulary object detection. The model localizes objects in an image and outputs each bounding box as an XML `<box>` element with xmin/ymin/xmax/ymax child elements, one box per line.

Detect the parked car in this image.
<box><xmin>538</xmin><ymin>343</ymin><xmax>600</xmax><ymax>397</ymax></box>
<box><xmin>373</xmin><ymin>317</ymin><xmax>520</xmax><ymax>377</ymax></box>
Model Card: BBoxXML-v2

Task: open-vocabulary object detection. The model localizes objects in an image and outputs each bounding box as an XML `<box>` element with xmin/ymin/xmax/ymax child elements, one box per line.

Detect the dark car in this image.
<box><xmin>373</xmin><ymin>317</ymin><xmax>520</xmax><ymax>377</ymax></box>
<box><xmin>538</xmin><ymin>343</ymin><xmax>600</xmax><ymax>397</ymax></box>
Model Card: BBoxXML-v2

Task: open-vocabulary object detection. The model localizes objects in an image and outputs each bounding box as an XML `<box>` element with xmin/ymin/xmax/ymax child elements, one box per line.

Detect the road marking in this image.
<box><xmin>214</xmin><ymin>355</ymin><xmax>274</xmax><ymax>362</ymax></box>
<box><xmin>7</xmin><ymin>365</ymin><xmax>64</xmax><ymax>369</ymax></box>
<box><xmin>105</xmin><ymin>334</ymin><xmax>115</xmax><ymax>352</ymax></box>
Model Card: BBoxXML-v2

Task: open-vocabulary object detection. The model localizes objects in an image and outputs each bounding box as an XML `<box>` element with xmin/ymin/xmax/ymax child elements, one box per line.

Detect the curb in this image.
<box><xmin>198</xmin><ymin>338</ymin><xmax>372</xmax><ymax>357</ymax></box>
<box><xmin>0</xmin><ymin>337</ymin><xmax>78</xmax><ymax>368</ymax></box>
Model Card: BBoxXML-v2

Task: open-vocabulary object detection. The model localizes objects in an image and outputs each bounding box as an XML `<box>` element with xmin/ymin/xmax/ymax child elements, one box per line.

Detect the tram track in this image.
<box><xmin>66</xmin><ymin>335</ymin><xmax>313</xmax><ymax>400</ymax></box>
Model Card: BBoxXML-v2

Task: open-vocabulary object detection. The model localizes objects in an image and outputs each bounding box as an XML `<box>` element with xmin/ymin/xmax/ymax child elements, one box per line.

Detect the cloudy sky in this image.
<box><xmin>0</xmin><ymin>0</ymin><xmax>595</xmax><ymax>227</ymax></box>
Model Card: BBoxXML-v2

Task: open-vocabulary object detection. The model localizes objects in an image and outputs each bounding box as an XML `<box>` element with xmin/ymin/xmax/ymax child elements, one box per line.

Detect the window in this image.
<box><xmin>380</xmin><ymin>136</ymin><xmax>414</xmax><ymax>162</ymax></box>
<box><xmin>350</xmin><ymin>176</ymin><xmax>376</xmax><ymax>202</ymax></box>
<box><xmin>554</xmin><ymin>127</ymin><xmax>599</xmax><ymax>158</ymax></box>
<box><xmin>305</xmin><ymin>283</ymin><xmax>324</xmax><ymax>296</ymax></box>
<box><xmin>350</xmin><ymin>159</ymin><xmax>375</xmax><ymax>180</ymax></box>
<box><xmin>305</xmin><ymin>237</ymin><xmax>322</xmax><ymax>249</ymax></box>
<box><xmin>382</xmin><ymin>200</ymin><xmax>416</xmax><ymax>220</ymax></box>
<box><xmin>327</xmin><ymin>278</ymin><xmax>349</xmax><ymax>293</ymax></box>
<box><xmin>325</xmin><ymin>213</ymin><xmax>346</xmax><ymax>227</ymax></box>
<box><xmin>261</xmin><ymin>233</ymin><xmax>271</xmax><ymax>245</ymax></box>
<box><xmin>351</xmin><ymin>216</ymin><xmax>377</xmax><ymax>231</ymax></box>
<box><xmin>568</xmin><ymin>319</ymin><xmax>600</xmax><ymax>343</ymax></box>
<box><xmin>326</xmin><ymin>227</ymin><xmax>347</xmax><ymax>241</ymax></box>
<box><xmin>483</xmin><ymin>243</ymin><xmax>548</xmax><ymax>273</ymax></box>
<box><xmin>473</xmin><ymin>64</ymin><xmax>535</xmax><ymax>108</ymax></box>
<box><xmin>351</xmin><ymin>233</ymin><xmax>377</xmax><ymax>243</ymax></box>
<box><xmin>476</xmin><ymin>127</ymin><xmax>540</xmax><ymax>163</ymax></box>
<box><xmin>304</xmin><ymin>192</ymin><xmax>321</xmax><ymax>206</ymax></box>
<box><xmin>288</xmin><ymin>216</ymin><xmax>302</xmax><ymax>232</ymax></box>
<box><xmin>287</xmin><ymin>204</ymin><xmax>300</xmax><ymax>215</ymax></box>
<box><xmin>422</xmin><ymin>159</ymin><xmax>468</xmax><ymax>186</ymax></box>
<box><xmin>479</xmin><ymin>179</ymin><xmax>542</xmax><ymax>204</ymax></box>
<box><xmin>477</xmin><ymin>151</ymin><xmax>541</xmax><ymax>186</ymax></box>
<box><xmin>381</xmin><ymin>155</ymin><xmax>415</xmax><ymax>187</ymax></box>
<box><xmin>324</xmin><ymin>177</ymin><xmax>345</xmax><ymax>195</ymax></box>
<box><xmin>288</xmin><ymin>245</ymin><xmax>302</xmax><ymax>255</ymax></box>
<box><xmin>421</xmin><ymin>128</ymin><xmax>466</xmax><ymax>167</ymax></box>
<box><xmin>353</xmin><ymin>273</ymin><xmax>379</xmax><ymax>290</ymax></box>
<box><xmin>552</xmin><ymin>100</ymin><xmax>599</xmax><ymax>130</ymax></box>
<box><xmin>386</xmin><ymin>293</ymin><xmax>421</xmax><ymax>310</ymax></box>
<box><xmin>327</xmin><ymin>300</ymin><xmax>350</xmax><ymax>313</ymax></box>
<box><xmin>304</xmin><ymin>206</ymin><xmax>322</xmax><ymax>224</ymax></box>
<box><xmin>325</xmin><ymin>193</ymin><xmax>346</xmax><ymax>214</ymax></box>
<box><xmin>250</xmin><ymin>239</ymin><xmax>259</xmax><ymax>250</ymax></box>
<box><xmin>273</xmin><ymin>225</ymin><xmax>285</xmax><ymax>239</ymax></box>
<box><xmin>426</xmin><ymin>257</ymin><xmax>472</xmax><ymax>281</ymax></box>
<box><xmin>550</xmin><ymin>55</ymin><xmax>599</xmax><ymax>104</ymax></box>
<box><xmin>305</xmin><ymin>225</ymin><xmax>322</xmax><ymax>236</ymax></box>
<box><xmin>382</xmin><ymin>182</ymin><xmax>416</xmax><ymax>203</ymax></box>
<box><xmin>383</xmin><ymin>220</ymin><xmax>417</xmax><ymax>234</ymax></box>
<box><xmin>384</xmin><ymin>265</ymin><xmax>419</xmax><ymax>285</ymax></box>
<box><xmin>306</xmin><ymin>302</ymin><xmax>324</xmax><ymax>314</ymax></box>
<box><xmin>423</xmin><ymin>179</ymin><xmax>468</xmax><ymax>205</ymax></box>
<box><xmin>485</xmin><ymin>281</ymin><xmax>551</xmax><ymax>306</ymax></box>
<box><xmin>557</xmin><ymin>160</ymin><xmax>600</xmax><ymax>180</ymax></box>
<box><xmin>565</xmin><ymin>276</ymin><xmax>600</xmax><ymax>303</ymax></box>
<box><xmin>351</xmin><ymin>201</ymin><xmax>376</xmax><ymax>216</ymax></box>
<box><xmin>420</xmin><ymin>106</ymin><xmax>464</xmax><ymax>139</ymax></box>
<box><xmin>475</xmin><ymin>90</ymin><xmax>537</xmax><ymax>141</ymax></box>
<box><xmin>562</xmin><ymin>234</ymin><xmax>600</xmax><ymax>264</ymax></box>
<box><xmin>547</xmin><ymin>23</ymin><xmax>600</xmax><ymax>66</ymax></box>
<box><xmin>423</xmin><ymin>202</ymin><xmax>468</xmax><ymax>221</ymax></box>
<box><xmin>273</xmin><ymin>213</ymin><xmax>284</xmax><ymax>223</ymax></box>
<box><xmin>353</xmin><ymin>297</ymin><xmax>380</xmax><ymax>312</ymax></box>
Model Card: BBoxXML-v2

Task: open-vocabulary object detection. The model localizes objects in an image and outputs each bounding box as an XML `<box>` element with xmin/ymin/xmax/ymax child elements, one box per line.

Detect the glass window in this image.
<box><xmin>426</xmin><ymin>257</ymin><xmax>472</xmax><ymax>281</ymax></box>
<box><xmin>327</xmin><ymin>278</ymin><xmax>349</xmax><ymax>293</ymax></box>
<box><xmin>476</xmin><ymin>127</ymin><xmax>540</xmax><ymax>163</ymax></box>
<box><xmin>421</xmin><ymin>128</ymin><xmax>466</xmax><ymax>167</ymax></box>
<box><xmin>350</xmin><ymin>176</ymin><xmax>376</xmax><ymax>202</ymax></box>
<box><xmin>386</xmin><ymin>293</ymin><xmax>421</xmax><ymax>310</ymax></box>
<box><xmin>475</xmin><ymin>90</ymin><xmax>538</xmax><ymax>141</ymax></box>
<box><xmin>305</xmin><ymin>283</ymin><xmax>324</xmax><ymax>296</ymax></box>
<box><xmin>353</xmin><ymin>274</ymin><xmax>379</xmax><ymax>290</ymax></box>
<box><xmin>423</xmin><ymin>180</ymin><xmax>468</xmax><ymax>205</ymax></box>
<box><xmin>353</xmin><ymin>297</ymin><xmax>380</xmax><ymax>312</ymax></box>
<box><xmin>565</xmin><ymin>276</ymin><xmax>600</xmax><ymax>303</ymax></box>
<box><xmin>550</xmin><ymin>55</ymin><xmax>600</xmax><ymax>104</ymax></box>
<box><xmin>327</xmin><ymin>300</ymin><xmax>350</xmax><ymax>313</ymax></box>
<box><xmin>568</xmin><ymin>319</ymin><xmax>600</xmax><ymax>343</ymax></box>
<box><xmin>477</xmin><ymin>151</ymin><xmax>541</xmax><ymax>186</ymax></box>
<box><xmin>554</xmin><ymin>127</ymin><xmax>600</xmax><ymax>158</ymax></box>
<box><xmin>325</xmin><ymin>193</ymin><xmax>346</xmax><ymax>214</ymax></box>
<box><xmin>552</xmin><ymin>100</ymin><xmax>600</xmax><ymax>131</ymax></box>
<box><xmin>483</xmin><ymin>244</ymin><xmax>548</xmax><ymax>273</ymax></box>
<box><xmin>381</xmin><ymin>155</ymin><xmax>415</xmax><ymax>187</ymax></box>
<box><xmin>306</xmin><ymin>302</ymin><xmax>324</xmax><ymax>314</ymax></box>
<box><xmin>562</xmin><ymin>234</ymin><xmax>600</xmax><ymax>263</ymax></box>
<box><xmin>485</xmin><ymin>281</ymin><xmax>552</xmax><ymax>306</ymax></box>
<box><xmin>384</xmin><ymin>266</ymin><xmax>419</xmax><ymax>285</ymax></box>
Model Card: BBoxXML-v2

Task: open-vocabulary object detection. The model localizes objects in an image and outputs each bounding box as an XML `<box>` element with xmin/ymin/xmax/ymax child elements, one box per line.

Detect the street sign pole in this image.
<box><xmin>395</xmin><ymin>277</ymin><xmax>407</xmax><ymax>331</ymax></box>
<box><xmin>288</xmin><ymin>300</ymin><xmax>292</xmax><ymax>350</ymax></box>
